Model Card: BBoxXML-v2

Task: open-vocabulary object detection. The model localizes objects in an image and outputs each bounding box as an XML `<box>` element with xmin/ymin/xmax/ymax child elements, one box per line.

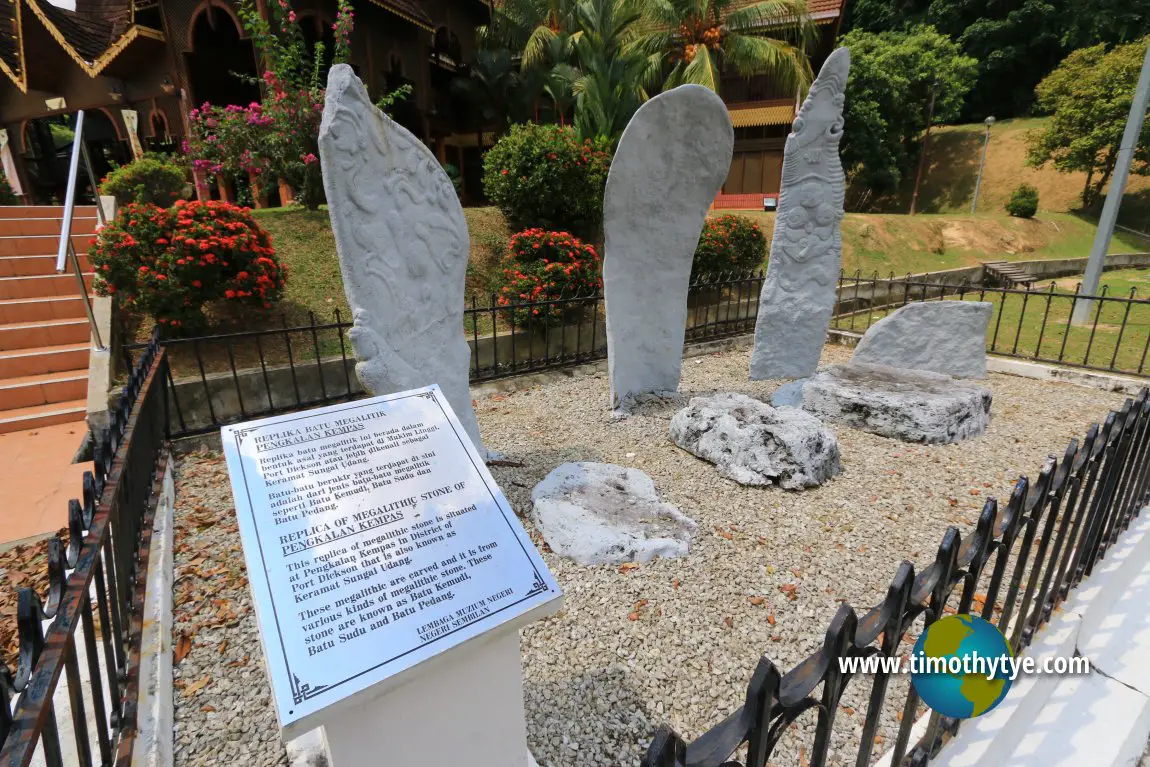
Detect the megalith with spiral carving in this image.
<box><xmin>318</xmin><ymin>65</ymin><xmax>483</xmax><ymax>452</ymax></box>
<box><xmin>750</xmin><ymin>48</ymin><xmax>851</xmax><ymax>380</ymax></box>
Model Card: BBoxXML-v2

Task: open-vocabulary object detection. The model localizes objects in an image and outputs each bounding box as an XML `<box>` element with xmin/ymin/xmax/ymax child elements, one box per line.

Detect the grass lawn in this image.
<box><xmin>836</xmin><ymin>268</ymin><xmax>1150</xmax><ymax>375</ymax></box>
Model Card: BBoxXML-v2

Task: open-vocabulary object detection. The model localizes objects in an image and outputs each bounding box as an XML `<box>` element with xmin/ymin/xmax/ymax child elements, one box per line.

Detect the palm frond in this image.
<box><xmin>725</xmin><ymin>0</ymin><xmax>815</xmax><ymax>43</ymax></box>
<box><xmin>679</xmin><ymin>43</ymin><xmax>720</xmax><ymax>91</ymax></box>
<box><xmin>723</xmin><ymin>32</ymin><xmax>812</xmax><ymax>88</ymax></box>
<box><xmin>523</xmin><ymin>25</ymin><xmax>559</xmax><ymax>69</ymax></box>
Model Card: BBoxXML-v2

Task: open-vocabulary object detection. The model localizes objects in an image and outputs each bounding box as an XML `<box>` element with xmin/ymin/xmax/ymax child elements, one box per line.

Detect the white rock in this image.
<box><xmin>669</xmin><ymin>393</ymin><xmax>841</xmax><ymax>490</ymax></box>
<box><xmin>803</xmin><ymin>362</ymin><xmax>993</xmax><ymax>444</ymax></box>
<box><xmin>852</xmin><ymin>302</ymin><xmax>992</xmax><ymax>378</ymax></box>
<box><xmin>751</xmin><ymin>48</ymin><xmax>851</xmax><ymax>380</ymax></box>
<box><xmin>771</xmin><ymin>379</ymin><xmax>808</xmax><ymax>408</ymax></box>
<box><xmin>604</xmin><ymin>85</ymin><xmax>733</xmax><ymax>410</ymax></box>
<box><xmin>531</xmin><ymin>463</ymin><xmax>697</xmax><ymax>566</ymax></box>
<box><xmin>318</xmin><ymin>64</ymin><xmax>483</xmax><ymax>451</ymax></box>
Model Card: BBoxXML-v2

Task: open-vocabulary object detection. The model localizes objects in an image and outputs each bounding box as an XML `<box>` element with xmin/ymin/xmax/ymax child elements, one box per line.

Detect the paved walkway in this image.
<box><xmin>0</xmin><ymin>422</ymin><xmax>90</xmax><ymax>546</ymax></box>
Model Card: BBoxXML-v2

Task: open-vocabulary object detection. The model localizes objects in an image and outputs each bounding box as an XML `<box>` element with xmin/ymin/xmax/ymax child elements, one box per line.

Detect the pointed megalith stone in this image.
<box><xmin>604</xmin><ymin>85</ymin><xmax>733</xmax><ymax>411</ymax></box>
<box><xmin>750</xmin><ymin>48</ymin><xmax>851</xmax><ymax>380</ymax></box>
<box><xmin>318</xmin><ymin>64</ymin><xmax>482</xmax><ymax>450</ymax></box>
<box><xmin>852</xmin><ymin>301</ymin><xmax>992</xmax><ymax>378</ymax></box>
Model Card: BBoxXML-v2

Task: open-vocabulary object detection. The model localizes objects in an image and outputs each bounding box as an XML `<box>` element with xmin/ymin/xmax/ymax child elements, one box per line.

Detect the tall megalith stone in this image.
<box><xmin>318</xmin><ymin>64</ymin><xmax>483</xmax><ymax>451</ymax></box>
<box><xmin>604</xmin><ymin>84</ymin><xmax>733</xmax><ymax>410</ymax></box>
<box><xmin>750</xmin><ymin>48</ymin><xmax>851</xmax><ymax>380</ymax></box>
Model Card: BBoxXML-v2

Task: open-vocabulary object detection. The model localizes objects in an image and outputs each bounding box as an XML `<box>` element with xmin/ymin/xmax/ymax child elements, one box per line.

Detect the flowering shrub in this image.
<box><xmin>692</xmin><ymin>215</ymin><xmax>767</xmax><ymax>278</ymax></box>
<box><xmin>496</xmin><ymin>229</ymin><xmax>601</xmax><ymax>328</ymax></box>
<box><xmin>89</xmin><ymin>200</ymin><xmax>286</xmax><ymax>333</ymax></box>
<box><xmin>482</xmin><ymin>124</ymin><xmax>612</xmax><ymax>238</ymax></box>
<box><xmin>100</xmin><ymin>153</ymin><xmax>187</xmax><ymax>206</ymax></box>
<box><xmin>182</xmin><ymin>0</ymin><xmax>352</xmax><ymax>208</ymax></box>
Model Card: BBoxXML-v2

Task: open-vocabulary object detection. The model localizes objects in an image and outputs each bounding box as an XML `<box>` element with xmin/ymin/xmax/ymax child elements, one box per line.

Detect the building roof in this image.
<box><xmin>0</xmin><ymin>0</ymin><xmax>163</xmax><ymax>92</ymax></box>
<box><xmin>0</xmin><ymin>0</ymin><xmax>23</xmax><ymax>89</ymax></box>
<box><xmin>368</xmin><ymin>0</ymin><xmax>435</xmax><ymax>31</ymax></box>
<box><xmin>728</xmin><ymin>100</ymin><xmax>795</xmax><ymax>127</ymax></box>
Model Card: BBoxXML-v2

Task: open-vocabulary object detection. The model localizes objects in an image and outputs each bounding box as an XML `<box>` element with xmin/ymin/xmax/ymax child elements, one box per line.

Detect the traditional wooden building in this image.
<box><xmin>716</xmin><ymin>0</ymin><xmax>846</xmax><ymax>204</ymax></box>
<box><xmin>0</xmin><ymin>0</ymin><xmax>490</xmax><ymax>203</ymax></box>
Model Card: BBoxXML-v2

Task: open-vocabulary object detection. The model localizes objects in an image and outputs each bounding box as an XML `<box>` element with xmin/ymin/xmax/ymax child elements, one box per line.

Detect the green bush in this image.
<box><xmin>482</xmin><ymin>124</ymin><xmax>611</xmax><ymax>238</ymax></box>
<box><xmin>100</xmin><ymin>153</ymin><xmax>187</xmax><ymax>207</ymax></box>
<box><xmin>0</xmin><ymin>174</ymin><xmax>18</xmax><ymax>205</ymax></box>
<box><xmin>1005</xmin><ymin>183</ymin><xmax>1039</xmax><ymax>219</ymax></box>
<box><xmin>692</xmin><ymin>215</ymin><xmax>768</xmax><ymax>278</ymax></box>
<box><xmin>496</xmin><ymin>228</ymin><xmax>601</xmax><ymax>328</ymax></box>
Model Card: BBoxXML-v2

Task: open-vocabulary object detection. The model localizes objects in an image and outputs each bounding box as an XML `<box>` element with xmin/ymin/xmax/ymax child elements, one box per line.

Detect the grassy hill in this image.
<box><xmin>872</xmin><ymin>117</ymin><xmax>1150</xmax><ymax>228</ymax></box>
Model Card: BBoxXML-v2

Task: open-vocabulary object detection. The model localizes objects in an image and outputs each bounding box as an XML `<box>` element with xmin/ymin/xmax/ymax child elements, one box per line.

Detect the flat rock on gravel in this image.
<box><xmin>851</xmin><ymin>302</ymin><xmax>992</xmax><ymax>379</ymax></box>
<box><xmin>669</xmin><ymin>392</ymin><xmax>841</xmax><ymax>489</ymax></box>
<box><xmin>804</xmin><ymin>362</ymin><xmax>993</xmax><ymax>444</ymax></box>
<box><xmin>532</xmin><ymin>462</ymin><xmax>697</xmax><ymax>566</ymax></box>
<box><xmin>167</xmin><ymin>343</ymin><xmax>1132</xmax><ymax>767</ymax></box>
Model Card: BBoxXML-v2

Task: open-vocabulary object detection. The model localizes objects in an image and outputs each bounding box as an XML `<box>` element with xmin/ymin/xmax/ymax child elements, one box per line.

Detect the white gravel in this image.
<box><xmin>169</xmin><ymin>343</ymin><xmax>1130</xmax><ymax>767</ymax></box>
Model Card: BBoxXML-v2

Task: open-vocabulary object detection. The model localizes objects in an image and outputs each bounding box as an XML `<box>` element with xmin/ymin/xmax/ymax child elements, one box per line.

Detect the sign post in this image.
<box><xmin>221</xmin><ymin>385</ymin><xmax>561</xmax><ymax>765</ymax></box>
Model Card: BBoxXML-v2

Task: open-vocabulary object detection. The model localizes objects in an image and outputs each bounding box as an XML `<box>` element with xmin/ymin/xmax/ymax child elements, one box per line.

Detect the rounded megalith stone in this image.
<box><xmin>851</xmin><ymin>301</ymin><xmax>992</xmax><ymax>378</ymax></box>
<box><xmin>669</xmin><ymin>392</ymin><xmax>841</xmax><ymax>490</ymax></box>
<box><xmin>803</xmin><ymin>362</ymin><xmax>992</xmax><ymax>444</ymax></box>
<box><xmin>531</xmin><ymin>463</ymin><xmax>697</xmax><ymax>566</ymax></box>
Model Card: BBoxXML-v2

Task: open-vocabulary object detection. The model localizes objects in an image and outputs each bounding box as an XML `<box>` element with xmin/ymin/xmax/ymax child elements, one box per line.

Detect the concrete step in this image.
<box><xmin>0</xmin><ymin>318</ymin><xmax>89</xmax><ymax>351</ymax></box>
<box><xmin>0</xmin><ymin>399</ymin><xmax>87</xmax><ymax>434</ymax></box>
<box><xmin>0</xmin><ymin>217</ymin><xmax>99</xmax><ymax>238</ymax></box>
<box><xmin>0</xmin><ymin>342</ymin><xmax>89</xmax><ymax>378</ymax></box>
<box><xmin>0</xmin><ymin>296</ymin><xmax>88</xmax><ymax>324</ymax></box>
<box><xmin>0</xmin><ymin>206</ymin><xmax>96</xmax><ymax>219</ymax></box>
<box><xmin>0</xmin><ymin>254</ymin><xmax>92</xmax><ymax>277</ymax></box>
<box><xmin>0</xmin><ymin>370</ymin><xmax>87</xmax><ymax>410</ymax></box>
<box><xmin>0</xmin><ymin>234</ymin><xmax>91</xmax><ymax>257</ymax></box>
<box><xmin>0</xmin><ymin>273</ymin><xmax>93</xmax><ymax>300</ymax></box>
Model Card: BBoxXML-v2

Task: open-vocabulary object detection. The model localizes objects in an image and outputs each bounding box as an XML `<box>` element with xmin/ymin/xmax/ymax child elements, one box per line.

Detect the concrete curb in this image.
<box><xmin>132</xmin><ymin>458</ymin><xmax>175</xmax><ymax>767</ymax></box>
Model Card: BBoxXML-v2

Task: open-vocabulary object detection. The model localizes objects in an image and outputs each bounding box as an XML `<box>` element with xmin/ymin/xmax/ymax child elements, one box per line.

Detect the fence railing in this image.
<box><xmin>643</xmin><ymin>388</ymin><xmax>1150</xmax><ymax>767</ymax></box>
<box><xmin>0</xmin><ymin>336</ymin><xmax>168</xmax><ymax>766</ymax></box>
<box><xmin>833</xmin><ymin>271</ymin><xmax>1150</xmax><ymax>377</ymax></box>
<box><xmin>123</xmin><ymin>270</ymin><xmax>766</xmax><ymax>439</ymax></box>
<box><xmin>123</xmin><ymin>267</ymin><xmax>1150</xmax><ymax>441</ymax></box>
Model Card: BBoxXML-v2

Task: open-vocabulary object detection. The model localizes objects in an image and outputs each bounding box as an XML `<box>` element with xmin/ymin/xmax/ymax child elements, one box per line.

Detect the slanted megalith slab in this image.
<box><xmin>604</xmin><ymin>85</ymin><xmax>733</xmax><ymax>411</ymax></box>
<box><xmin>852</xmin><ymin>302</ymin><xmax>992</xmax><ymax>378</ymax></box>
<box><xmin>803</xmin><ymin>363</ymin><xmax>992</xmax><ymax>444</ymax></box>
<box><xmin>319</xmin><ymin>64</ymin><xmax>482</xmax><ymax>451</ymax></box>
<box><xmin>531</xmin><ymin>462</ymin><xmax>697</xmax><ymax>566</ymax></box>
<box><xmin>669</xmin><ymin>393</ymin><xmax>841</xmax><ymax>489</ymax></box>
<box><xmin>750</xmin><ymin>48</ymin><xmax>851</xmax><ymax>380</ymax></box>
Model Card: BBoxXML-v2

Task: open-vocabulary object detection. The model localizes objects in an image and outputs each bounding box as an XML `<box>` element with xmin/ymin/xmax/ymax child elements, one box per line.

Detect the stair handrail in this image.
<box><xmin>55</xmin><ymin>110</ymin><xmax>106</xmax><ymax>351</ymax></box>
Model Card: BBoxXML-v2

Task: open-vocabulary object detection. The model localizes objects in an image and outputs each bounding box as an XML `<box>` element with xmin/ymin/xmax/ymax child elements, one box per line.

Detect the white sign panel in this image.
<box><xmin>221</xmin><ymin>385</ymin><xmax>560</xmax><ymax>731</ymax></box>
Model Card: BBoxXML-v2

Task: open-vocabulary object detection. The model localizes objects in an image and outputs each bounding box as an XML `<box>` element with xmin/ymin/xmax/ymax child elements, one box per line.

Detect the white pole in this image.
<box><xmin>56</xmin><ymin>110</ymin><xmax>85</xmax><ymax>273</ymax></box>
<box><xmin>971</xmin><ymin>116</ymin><xmax>995</xmax><ymax>214</ymax></box>
<box><xmin>1072</xmin><ymin>43</ymin><xmax>1150</xmax><ymax>325</ymax></box>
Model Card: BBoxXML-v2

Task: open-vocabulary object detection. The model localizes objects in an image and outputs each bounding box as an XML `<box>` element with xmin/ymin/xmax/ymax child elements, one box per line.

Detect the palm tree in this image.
<box><xmin>452</xmin><ymin>49</ymin><xmax>536</xmax><ymax>136</ymax></box>
<box><xmin>568</xmin><ymin>0</ymin><xmax>662</xmax><ymax>143</ymax></box>
<box><xmin>636</xmin><ymin>0</ymin><xmax>816</xmax><ymax>94</ymax></box>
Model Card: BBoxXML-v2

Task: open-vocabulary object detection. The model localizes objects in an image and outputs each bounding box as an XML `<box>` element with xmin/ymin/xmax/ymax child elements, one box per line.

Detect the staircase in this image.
<box><xmin>0</xmin><ymin>206</ymin><xmax>97</xmax><ymax>435</ymax></box>
<box><xmin>983</xmin><ymin>260</ymin><xmax>1037</xmax><ymax>289</ymax></box>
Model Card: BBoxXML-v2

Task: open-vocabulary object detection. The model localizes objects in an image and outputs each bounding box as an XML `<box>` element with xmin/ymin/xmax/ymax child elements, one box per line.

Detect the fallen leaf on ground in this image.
<box><xmin>182</xmin><ymin>676</ymin><xmax>211</xmax><ymax>697</ymax></box>
<box><xmin>618</xmin><ymin>562</ymin><xmax>639</xmax><ymax>574</ymax></box>
<box><xmin>174</xmin><ymin>633</ymin><xmax>193</xmax><ymax>664</ymax></box>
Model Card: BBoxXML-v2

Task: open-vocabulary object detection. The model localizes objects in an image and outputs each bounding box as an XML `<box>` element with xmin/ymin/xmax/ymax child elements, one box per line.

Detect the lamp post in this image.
<box><xmin>971</xmin><ymin>115</ymin><xmax>995</xmax><ymax>214</ymax></box>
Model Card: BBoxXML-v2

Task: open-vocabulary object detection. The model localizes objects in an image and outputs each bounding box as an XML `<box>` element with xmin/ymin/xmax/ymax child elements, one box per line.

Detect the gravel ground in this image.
<box><xmin>170</xmin><ymin>344</ymin><xmax>1130</xmax><ymax>767</ymax></box>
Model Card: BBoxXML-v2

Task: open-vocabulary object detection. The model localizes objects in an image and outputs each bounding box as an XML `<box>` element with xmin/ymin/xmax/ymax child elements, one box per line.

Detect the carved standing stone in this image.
<box><xmin>750</xmin><ymin>48</ymin><xmax>851</xmax><ymax>380</ymax></box>
<box><xmin>318</xmin><ymin>65</ymin><xmax>482</xmax><ymax>450</ymax></box>
<box><xmin>604</xmin><ymin>85</ymin><xmax>733</xmax><ymax>411</ymax></box>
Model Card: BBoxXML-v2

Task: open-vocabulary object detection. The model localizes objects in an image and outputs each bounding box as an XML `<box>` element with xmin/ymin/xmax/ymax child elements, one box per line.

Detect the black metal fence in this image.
<box><xmin>644</xmin><ymin>388</ymin><xmax>1150</xmax><ymax>767</ymax></box>
<box><xmin>0</xmin><ymin>337</ymin><xmax>168</xmax><ymax>766</ymax></box>
<box><xmin>833</xmin><ymin>271</ymin><xmax>1150</xmax><ymax>377</ymax></box>
<box><xmin>124</xmin><ymin>270</ymin><xmax>766</xmax><ymax>439</ymax></box>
